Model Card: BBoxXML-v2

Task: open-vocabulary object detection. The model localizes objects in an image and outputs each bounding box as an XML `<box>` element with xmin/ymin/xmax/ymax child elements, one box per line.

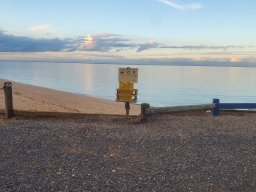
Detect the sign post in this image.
<box><xmin>116</xmin><ymin>67</ymin><xmax>138</xmax><ymax>116</ymax></box>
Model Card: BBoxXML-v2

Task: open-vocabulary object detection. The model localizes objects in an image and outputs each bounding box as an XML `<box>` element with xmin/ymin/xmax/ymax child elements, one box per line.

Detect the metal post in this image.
<box><xmin>212</xmin><ymin>98</ymin><xmax>220</xmax><ymax>116</ymax></box>
<box><xmin>125</xmin><ymin>102</ymin><xmax>130</xmax><ymax>116</ymax></box>
<box><xmin>4</xmin><ymin>82</ymin><xmax>15</xmax><ymax>118</ymax></box>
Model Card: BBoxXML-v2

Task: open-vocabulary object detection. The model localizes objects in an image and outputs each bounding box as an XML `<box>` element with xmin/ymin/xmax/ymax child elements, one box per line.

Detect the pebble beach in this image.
<box><xmin>1</xmin><ymin>80</ymin><xmax>256</xmax><ymax>191</ymax></box>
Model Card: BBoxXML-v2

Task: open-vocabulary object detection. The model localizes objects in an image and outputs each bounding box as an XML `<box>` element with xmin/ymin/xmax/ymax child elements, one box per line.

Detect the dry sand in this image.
<box><xmin>0</xmin><ymin>79</ymin><xmax>140</xmax><ymax>115</ymax></box>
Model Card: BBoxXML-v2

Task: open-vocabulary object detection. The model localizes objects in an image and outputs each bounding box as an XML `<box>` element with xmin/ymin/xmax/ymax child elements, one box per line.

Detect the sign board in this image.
<box><xmin>116</xmin><ymin>89</ymin><xmax>138</xmax><ymax>103</ymax></box>
<box><xmin>119</xmin><ymin>68</ymin><xmax>138</xmax><ymax>83</ymax></box>
<box><xmin>119</xmin><ymin>82</ymin><xmax>134</xmax><ymax>90</ymax></box>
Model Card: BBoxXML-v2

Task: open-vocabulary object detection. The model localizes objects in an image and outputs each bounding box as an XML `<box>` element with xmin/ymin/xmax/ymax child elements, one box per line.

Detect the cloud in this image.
<box><xmin>156</xmin><ymin>45</ymin><xmax>246</xmax><ymax>51</ymax></box>
<box><xmin>78</xmin><ymin>34</ymin><xmax>244</xmax><ymax>53</ymax></box>
<box><xmin>0</xmin><ymin>31</ymin><xmax>74</xmax><ymax>52</ymax></box>
<box><xmin>29</xmin><ymin>24</ymin><xmax>51</xmax><ymax>31</ymax></box>
<box><xmin>137</xmin><ymin>41</ymin><xmax>161</xmax><ymax>52</ymax></box>
<box><xmin>78</xmin><ymin>34</ymin><xmax>134</xmax><ymax>52</ymax></box>
<box><xmin>157</xmin><ymin>0</ymin><xmax>203</xmax><ymax>10</ymax></box>
<box><xmin>1</xmin><ymin>52</ymin><xmax>256</xmax><ymax>68</ymax></box>
<box><xmin>0</xmin><ymin>31</ymin><xmax>249</xmax><ymax>53</ymax></box>
<box><xmin>136</xmin><ymin>43</ymin><xmax>246</xmax><ymax>52</ymax></box>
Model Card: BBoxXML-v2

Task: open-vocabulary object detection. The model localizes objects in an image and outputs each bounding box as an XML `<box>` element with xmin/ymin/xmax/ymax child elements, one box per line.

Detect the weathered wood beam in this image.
<box><xmin>145</xmin><ymin>104</ymin><xmax>216</xmax><ymax>115</ymax></box>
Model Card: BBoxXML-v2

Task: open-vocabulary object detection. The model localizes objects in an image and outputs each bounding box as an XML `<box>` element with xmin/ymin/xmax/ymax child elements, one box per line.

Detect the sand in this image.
<box><xmin>0</xmin><ymin>79</ymin><xmax>140</xmax><ymax>115</ymax></box>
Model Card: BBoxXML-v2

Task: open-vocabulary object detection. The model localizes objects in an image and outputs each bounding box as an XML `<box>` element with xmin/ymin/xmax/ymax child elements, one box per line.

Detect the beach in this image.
<box><xmin>1</xmin><ymin>80</ymin><xmax>256</xmax><ymax>191</ymax></box>
<box><xmin>0</xmin><ymin>79</ymin><xmax>140</xmax><ymax>116</ymax></box>
<box><xmin>1</xmin><ymin>113</ymin><xmax>256</xmax><ymax>191</ymax></box>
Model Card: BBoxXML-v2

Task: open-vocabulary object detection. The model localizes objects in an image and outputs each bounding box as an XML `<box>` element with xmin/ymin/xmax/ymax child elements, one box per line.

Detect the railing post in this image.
<box><xmin>141</xmin><ymin>103</ymin><xmax>150</xmax><ymax>120</ymax></box>
<box><xmin>4</xmin><ymin>82</ymin><xmax>15</xmax><ymax>118</ymax></box>
<box><xmin>125</xmin><ymin>102</ymin><xmax>130</xmax><ymax>116</ymax></box>
<box><xmin>212</xmin><ymin>98</ymin><xmax>220</xmax><ymax>116</ymax></box>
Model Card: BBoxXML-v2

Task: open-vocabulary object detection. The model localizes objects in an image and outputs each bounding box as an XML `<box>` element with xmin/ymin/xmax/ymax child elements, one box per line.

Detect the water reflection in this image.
<box><xmin>81</xmin><ymin>64</ymin><xmax>93</xmax><ymax>93</ymax></box>
<box><xmin>0</xmin><ymin>61</ymin><xmax>256</xmax><ymax>106</ymax></box>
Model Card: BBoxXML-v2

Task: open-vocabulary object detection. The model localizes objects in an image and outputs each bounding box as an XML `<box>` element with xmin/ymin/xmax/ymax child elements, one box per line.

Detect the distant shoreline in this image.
<box><xmin>1</xmin><ymin>59</ymin><xmax>256</xmax><ymax>68</ymax></box>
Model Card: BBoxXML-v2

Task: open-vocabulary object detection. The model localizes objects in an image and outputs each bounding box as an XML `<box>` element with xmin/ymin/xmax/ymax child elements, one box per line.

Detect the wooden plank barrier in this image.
<box><xmin>141</xmin><ymin>98</ymin><xmax>256</xmax><ymax>119</ymax></box>
<box><xmin>212</xmin><ymin>98</ymin><xmax>256</xmax><ymax>116</ymax></box>
<box><xmin>141</xmin><ymin>103</ymin><xmax>216</xmax><ymax>119</ymax></box>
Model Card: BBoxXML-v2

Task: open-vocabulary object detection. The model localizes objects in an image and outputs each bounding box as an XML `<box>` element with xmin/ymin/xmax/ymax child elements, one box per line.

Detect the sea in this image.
<box><xmin>1</xmin><ymin>61</ymin><xmax>256</xmax><ymax>107</ymax></box>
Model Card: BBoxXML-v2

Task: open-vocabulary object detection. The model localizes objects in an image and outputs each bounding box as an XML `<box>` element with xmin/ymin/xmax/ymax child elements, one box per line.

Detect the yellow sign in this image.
<box><xmin>116</xmin><ymin>89</ymin><xmax>138</xmax><ymax>102</ymax></box>
<box><xmin>116</xmin><ymin>67</ymin><xmax>138</xmax><ymax>103</ymax></box>
<box><xmin>119</xmin><ymin>67</ymin><xmax>138</xmax><ymax>83</ymax></box>
<box><xmin>119</xmin><ymin>82</ymin><xmax>134</xmax><ymax>90</ymax></box>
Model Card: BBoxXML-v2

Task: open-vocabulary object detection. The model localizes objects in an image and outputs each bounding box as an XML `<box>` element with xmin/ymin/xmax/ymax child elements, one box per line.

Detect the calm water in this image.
<box><xmin>1</xmin><ymin>61</ymin><xmax>256</xmax><ymax>106</ymax></box>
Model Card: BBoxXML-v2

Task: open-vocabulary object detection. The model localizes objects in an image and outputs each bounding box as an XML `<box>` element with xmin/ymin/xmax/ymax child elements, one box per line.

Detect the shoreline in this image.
<box><xmin>0</xmin><ymin>79</ymin><xmax>140</xmax><ymax>115</ymax></box>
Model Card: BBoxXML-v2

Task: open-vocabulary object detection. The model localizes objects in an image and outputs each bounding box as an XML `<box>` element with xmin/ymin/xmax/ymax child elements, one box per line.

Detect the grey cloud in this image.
<box><xmin>0</xmin><ymin>31</ymin><xmax>249</xmax><ymax>53</ymax></box>
<box><xmin>77</xmin><ymin>34</ymin><xmax>160</xmax><ymax>52</ymax></box>
<box><xmin>136</xmin><ymin>44</ymin><xmax>247</xmax><ymax>52</ymax></box>
<box><xmin>0</xmin><ymin>31</ymin><xmax>74</xmax><ymax>52</ymax></box>
<box><xmin>160</xmin><ymin>45</ymin><xmax>245</xmax><ymax>50</ymax></box>
<box><xmin>136</xmin><ymin>42</ymin><xmax>161</xmax><ymax>52</ymax></box>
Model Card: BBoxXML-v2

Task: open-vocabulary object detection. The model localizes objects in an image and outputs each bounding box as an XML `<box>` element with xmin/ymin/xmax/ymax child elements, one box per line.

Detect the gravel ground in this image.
<box><xmin>1</xmin><ymin>114</ymin><xmax>256</xmax><ymax>191</ymax></box>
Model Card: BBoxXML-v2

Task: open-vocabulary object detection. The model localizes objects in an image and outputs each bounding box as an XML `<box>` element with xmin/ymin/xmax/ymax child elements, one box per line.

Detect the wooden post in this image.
<box><xmin>4</xmin><ymin>82</ymin><xmax>15</xmax><ymax>118</ymax></box>
<box><xmin>125</xmin><ymin>102</ymin><xmax>130</xmax><ymax>116</ymax></box>
<box><xmin>212</xmin><ymin>98</ymin><xmax>220</xmax><ymax>116</ymax></box>
<box><xmin>141</xmin><ymin>103</ymin><xmax>150</xmax><ymax>119</ymax></box>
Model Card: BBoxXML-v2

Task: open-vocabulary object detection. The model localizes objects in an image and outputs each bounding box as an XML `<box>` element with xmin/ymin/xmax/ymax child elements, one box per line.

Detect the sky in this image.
<box><xmin>0</xmin><ymin>0</ymin><xmax>256</xmax><ymax>66</ymax></box>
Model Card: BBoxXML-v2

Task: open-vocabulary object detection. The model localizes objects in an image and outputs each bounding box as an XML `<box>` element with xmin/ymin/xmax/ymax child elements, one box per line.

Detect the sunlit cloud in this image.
<box><xmin>29</xmin><ymin>24</ymin><xmax>51</xmax><ymax>31</ymax></box>
<box><xmin>84</xmin><ymin>35</ymin><xmax>94</xmax><ymax>47</ymax></box>
<box><xmin>78</xmin><ymin>34</ymin><xmax>132</xmax><ymax>52</ymax></box>
<box><xmin>1</xmin><ymin>51</ymin><xmax>256</xmax><ymax>68</ymax></box>
<box><xmin>157</xmin><ymin>0</ymin><xmax>203</xmax><ymax>10</ymax></box>
<box><xmin>230</xmin><ymin>56</ymin><xmax>242</xmax><ymax>63</ymax></box>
